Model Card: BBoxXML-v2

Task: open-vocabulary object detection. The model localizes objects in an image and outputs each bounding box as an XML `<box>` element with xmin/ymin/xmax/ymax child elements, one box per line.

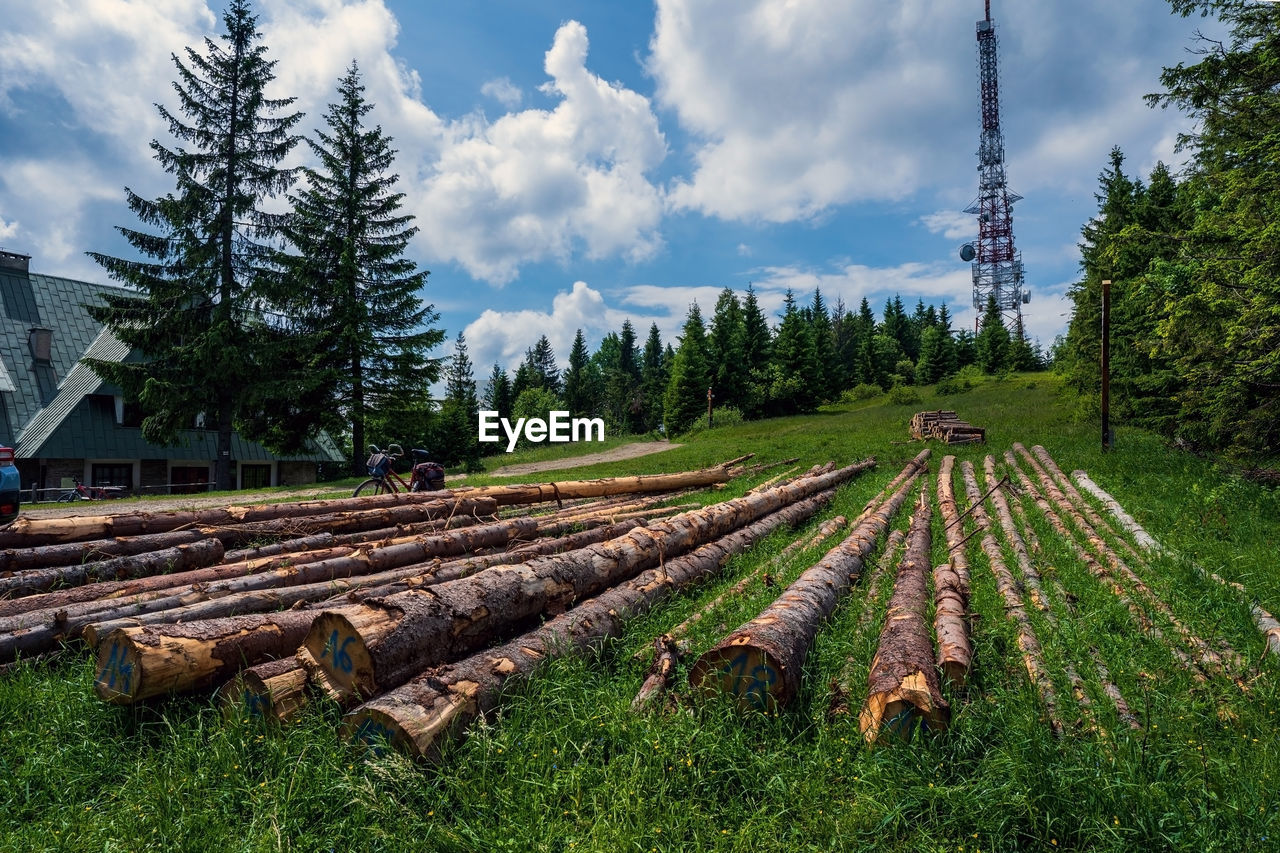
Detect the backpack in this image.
<box><xmin>411</xmin><ymin>461</ymin><xmax>445</xmax><ymax>492</ymax></box>
<box><xmin>366</xmin><ymin>452</ymin><xmax>392</xmax><ymax>478</ymax></box>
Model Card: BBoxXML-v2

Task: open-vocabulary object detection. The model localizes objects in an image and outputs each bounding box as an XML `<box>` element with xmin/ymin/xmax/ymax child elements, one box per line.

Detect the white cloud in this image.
<box><xmin>481</xmin><ymin>77</ymin><xmax>523</xmax><ymax>109</ymax></box>
<box><xmin>919</xmin><ymin>210</ymin><xmax>975</xmax><ymax>242</ymax></box>
<box><xmin>463</xmin><ymin>280</ymin><xmax>661</xmax><ymax>374</ymax></box>
<box><xmin>0</xmin><ymin>217</ymin><xmax>18</xmax><ymax>243</ymax></box>
<box><xmin>414</xmin><ymin>21</ymin><xmax>668</xmax><ymax>284</ymax></box>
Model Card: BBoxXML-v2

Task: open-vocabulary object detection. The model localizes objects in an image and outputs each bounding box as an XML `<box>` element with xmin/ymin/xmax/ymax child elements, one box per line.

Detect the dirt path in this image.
<box><xmin>17</xmin><ymin>441</ymin><xmax>682</xmax><ymax>519</ymax></box>
<box><xmin>482</xmin><ymin>440</ymin><xmax>681</xmax><ymax>478</ymax></box>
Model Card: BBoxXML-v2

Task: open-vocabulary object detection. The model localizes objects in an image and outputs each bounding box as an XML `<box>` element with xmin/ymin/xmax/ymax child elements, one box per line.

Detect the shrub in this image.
<box><xmin>893</xmin><ymin>359</ymin><xmax>917</xmax><ymax>386</ymax></box>
<box><xmin>683</xmin><ymin>406</ymin><xmax>745</xmax><ymax>435</ymax></box>
<box><xmin>935</xmin><ymin>376</ymin><xmax>972</xmax><ymax>396</ymax></box>
<box><xmin>887</xmin><ymin>385</ymin><xmax>923</xmax><ymax>406</ymax></box>
<box><xmin>955</xmin><ymin>364</ymin><xmax>984</xmax><ymax>383</ymax></box>
<box><xmin>841</xmin><ymin>383</ymin><xmax>884</xmax><ymax>403</ymax></box>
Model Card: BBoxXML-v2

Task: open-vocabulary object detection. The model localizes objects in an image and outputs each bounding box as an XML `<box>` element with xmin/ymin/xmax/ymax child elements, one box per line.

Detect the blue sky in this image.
<box><xmin>0</xmin><ymin>0</ymin><xmax>1223</xmax><ymax>377</ymax></box>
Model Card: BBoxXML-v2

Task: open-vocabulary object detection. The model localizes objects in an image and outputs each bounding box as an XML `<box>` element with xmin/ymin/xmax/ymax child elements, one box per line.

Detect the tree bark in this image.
<box><xmin>687</xmin><ymin>452</ymin><xmax>927</xmax><ymax>711</ymax></box>
<box><xmin>0</xmin><ymin>529</ymin><xmax>210</xmax><ymax>575</ymax></box>
<box><xmin>0</xmin><ymin>539</ymin><xmax>226</xmax><ymax>598</ymax></box>
<box><xmin>1069</xmin><ymin>470</ymin><xmax>1162</xmax><ymax>553</ymax></box>
<box><xmin>856</xmin><ymin>529</ymin><xmax>907</xmax><ymax>632</ymax></box>
<box><xmin>933</xmin><ymin>455</ymin><xmax>973</xmax><ymax>685</ymax></box>
<box><xmin>962</xmin><ymin>459</ymin><xmax>1062</xmax><ymax>735</ymax></box>
<box><xmin>860</xmin><ymin>485</ymin><xmax>950</xmax><ymax>742</ymax></box>
<box><xmin>341</xmin><ymin>488</ymin><xmax>835</xmax><ymax>759</ymax></box>
<box><xmin>631</xmin><ymin>634</ymin><xmax>682</xmax><ymax>713</ymax></box>
<box><xmin>219</xmin><ymin>657</ymin><xmax>309</xmax><ymax>723</ymax></box>
<box><xmin>306</xmin><ymin>459</ymin><xmax>876</xmax><ymax>702</ymax></box>
<box><xmin>93</xmin><ymin>611</ymin><xmax>317</xmax><ymax>703</ymax></box>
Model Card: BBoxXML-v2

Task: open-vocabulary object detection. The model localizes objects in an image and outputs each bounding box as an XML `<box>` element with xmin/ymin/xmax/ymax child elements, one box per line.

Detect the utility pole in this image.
<box><xmin>707</xmin><ymin>387</ymin><xmax>714</xmax><ymax>429</ymax></box>
<box><xmin>1101</xmin><ymin>279</ymin><xmax>1111</xmax><ymax>451</ymax></box>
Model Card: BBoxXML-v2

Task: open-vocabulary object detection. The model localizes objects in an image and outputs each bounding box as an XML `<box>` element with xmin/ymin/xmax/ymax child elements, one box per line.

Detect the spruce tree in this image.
<box><xmin>975</xmin><ymin>295</ymin><xmax>1011</xmax><ymax>374</ymax></box>
<box><xmin>663</xmin><ymin>304</ymin><xmax>711</xmax><ymax>434</ymax></box>
<box><xmin>87</xmin><ymin>0</ymin><xmax>303</xmax><ymax>490</ymax></box>
<box><xmin>640</xmin><ymin>323</ymin><xmax>667</xmax><ymax>432</ymax></box>
<box><xmin>439</xmin><ymin>332</ymin><xmax>480</xmax><ymax>470</ymax></box>
<box><xmin>530</xmin><ymin>335</ymin><xmax>561</xmax><ymax>394</ymax></box>
<box><xmin>482</xmin><ymin>363</ymin><xmax>513</xmax><ymax>422</ymax></box>
<box><xmin>708</xmin><ymin>288</ymin><xmax>748</xmax><ymax>411</ymax></box>
<box><xmin>771</xmin><ymin>290</ymin><xmax>821</xmax><ymax>413</ymax></box>
<box><xmin>563</xmin><ymin>329</ymin><xmax>596</xmax><ymax>417</ymax></box>
<box><xmin>809</xmin><ymin>288</ymin><xmax>837</xmax><ymax>399</ymax></box>
<box><xmin>260</xmin><ymin>60</ymin><xmax>441</xmax><ymax>475</ymax></box>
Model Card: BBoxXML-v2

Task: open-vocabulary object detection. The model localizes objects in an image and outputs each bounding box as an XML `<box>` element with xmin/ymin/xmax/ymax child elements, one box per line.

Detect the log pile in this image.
<box><xmin>909</xmin><ymin>410</ymin><xmax>986</xmax><ymax>445</ymax></box>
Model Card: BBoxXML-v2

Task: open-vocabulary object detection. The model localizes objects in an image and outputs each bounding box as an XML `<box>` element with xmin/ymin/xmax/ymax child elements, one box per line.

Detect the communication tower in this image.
<box><xmin>959</xmin><ymin>0</ymin><xmax>1028</xmax><ymax>330</ymax></box>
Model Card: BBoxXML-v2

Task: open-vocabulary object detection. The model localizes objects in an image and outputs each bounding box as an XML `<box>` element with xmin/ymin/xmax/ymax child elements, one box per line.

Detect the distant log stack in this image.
<box><xmin>909</xmin><ymin>411</ymin><xmax>985</xmax><ymax>445</ymax></box>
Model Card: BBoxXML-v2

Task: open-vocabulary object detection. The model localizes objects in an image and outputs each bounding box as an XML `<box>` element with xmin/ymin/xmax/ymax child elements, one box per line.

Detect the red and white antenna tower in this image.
<box><xmin>960</xmin><ymin>0</ymin><xmax>1027</xmax><ymax>331</ymax></box>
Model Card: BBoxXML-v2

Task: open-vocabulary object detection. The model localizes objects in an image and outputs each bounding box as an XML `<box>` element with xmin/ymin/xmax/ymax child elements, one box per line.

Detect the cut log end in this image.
<box><xmin>93</xmin><ymin>633</ymin><xmax>143</xmax><ymax>704</ymax></box>
<box><xmin>687</xmin><ymin>643</ymin><xmax>787</xmax><ymax>713</ymax></box>
<box><xmin>344</xmin><ymin>680</ymin><xmax>483</xmax><ymax>761</ymax></box>
<box><xmin>859</xmin><ymin>670</ymin><xmax>950</xmax><ymax>744</ymax></box>
<box><xmin>301</xmin><ymin>611</ymin><xmax>379</xmax><ymax>700</ymax></box>
<box><xmin>219</xmin><ymin>659</ymin><xmax>309</xmax><ymax>723</ymax></box>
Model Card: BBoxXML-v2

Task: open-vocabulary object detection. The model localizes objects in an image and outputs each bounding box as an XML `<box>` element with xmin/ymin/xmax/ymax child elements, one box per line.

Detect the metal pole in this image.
<box><xmin>1101</xmin><ymin>279</ymin><xmax>1111</xmax><ymax>451</ymax></box>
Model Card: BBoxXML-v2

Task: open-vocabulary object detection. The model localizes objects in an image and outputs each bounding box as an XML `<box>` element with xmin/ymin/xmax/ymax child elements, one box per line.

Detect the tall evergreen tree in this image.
<box><xmin>809</xmin><ymin>288</ymin><xmax>837</xmax><ymax>398</ymax></box>
<box><xmin>640</xmin><ymin>323</ymin><xmax>667</xmax><ymax>432</ymax></box>
<box><xmin>529</xmin><ymin>335</ymin><xmax>561</xmax><ymax>394</ymax></box>
<box><xmin>975</xmin><ymin>295</ymin><xmax>1011</xmax><ymax>374</ymax></box>
<box><xmin>708</xmin><ymin>288</ymin><xmax>748</xmax><ymax>411</ymax></box>
<box><xmin>663</xmin><ymin>304</ymin><xmax>711</xmax><ymax>434</ymax></box>
<box><xmin>257</xmin><ymin>60</ymin><xmax>440</xmax><ymax>475</ymax></box>
<box><xmin>771</xmin><ymin>290</ymin><xmax>821</xmax><ymax>413</ymax></box>
<box><xmin>87</xmin><ymin>0</ymin><xmax>304</xmax><ymax>490</ymax></box>
<box><xmin>563</xmin><ymin>329</ymin><xmax>598</xmax><ymax>417</ymax></box>
<box><xmin>438</xmin><ymin>331</ymin><xmax>480</xmax><ymax>470</ymax></box>
<box><xmin>482</xmin><ymin>363</ymin><xmax>512</xmax><ymax>422</ymax></box>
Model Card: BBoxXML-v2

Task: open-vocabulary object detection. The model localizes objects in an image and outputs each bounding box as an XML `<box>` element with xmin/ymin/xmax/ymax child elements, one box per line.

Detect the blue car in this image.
<box><xmin>0</xmin><ymin>445</ymin><xmax>19</xmax><ymax>526</ymax></box>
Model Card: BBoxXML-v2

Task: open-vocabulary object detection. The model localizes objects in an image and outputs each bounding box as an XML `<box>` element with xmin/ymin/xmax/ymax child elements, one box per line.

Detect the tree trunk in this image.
<box><xmin>687</xmin><ymin>452</ymin><xmax>927</xmax><ymax>711</ymax></box>
<box><xmin>219</xmin><ymin>657</ymin><xmax>309</xmax><ymax>723</ymax></box>
<box><xmin>962</xmin><ymin>459</ymin><xmax>1062</xmax><ymax>734</ymax></box>
<box><xmin>0</xmin><ymin>539</ymin><xmax>226</xmax><ymax>598</ymax></box>
<box><xmin>1069</xmin><ymin>470</ymin><xmax>1162</xmax><ymax>553</ymax></box>
<box><xmin>933</xmin><ymin>455</ymin><xmax>972</xmax><ymax>686</ymax></box>
<box><xmin>0</xmin><ymin>529</ymin><xmax>209</xmax><ymax>574</ymax></box>
<box><xmin>631</xmin><ymin>634</ymin><xmax>682</xmax><ymax>713</ymax></box>
<box><xmin>0</xmin><ymin>491</ymin><xmax>497</xmax><ymax>548</ymax></box>
<box><xmin>860</xmin><ymin>485</ymin><xmax>950</xmax><ymax>742</ymax></box>
<box><xmin>306</xmin><ymin>459</ymin><xmax>876</xmax><ymax>702</ymax></box>
<box><xmin>983</xmin><ymin>456</ymin><xmax>1048</xmax><ymax>612</ymax></box>
<box><xmin>93</xmin><ymin>611</ymin><xmax>317</xmax><ymax>703</ymax></box>
<box><xmin>445</xmin><ymin>464</ymin><xmax>737</xmax><ymax>507</ymax></box>
<box><xmin>341</xmin><ymin>488</ymin><xmax>837</xmax><ymax>759</ymax></box>
<box><xmin>856</xmin><ymin>529</ymin><xmax>907</xmax><ymax>631</ymax></box>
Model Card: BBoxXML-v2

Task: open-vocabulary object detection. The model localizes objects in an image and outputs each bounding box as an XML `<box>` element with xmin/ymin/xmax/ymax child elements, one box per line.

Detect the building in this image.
<box><xmin>0</xmin><ymin>250</ymin><xmax>344</xmax><ymax>497</ymax></box>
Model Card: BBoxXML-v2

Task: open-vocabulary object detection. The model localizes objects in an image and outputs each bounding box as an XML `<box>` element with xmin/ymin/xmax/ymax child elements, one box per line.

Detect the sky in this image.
<box><xmin>0</xmin><ymin>0</ymin><xmax>1226</xmax><ymax>380</ymax></box>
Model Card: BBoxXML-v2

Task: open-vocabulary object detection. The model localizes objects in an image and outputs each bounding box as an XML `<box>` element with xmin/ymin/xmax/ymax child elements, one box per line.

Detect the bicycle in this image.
<box><xmin>58</xmin><ymin>476</ymin><xmax>129</xmax><ymax>502</ymax></box>
<box><xmin>353</xmin><ymin>444</ymin><xmax>445</xmax><ymax>497</ymax></box>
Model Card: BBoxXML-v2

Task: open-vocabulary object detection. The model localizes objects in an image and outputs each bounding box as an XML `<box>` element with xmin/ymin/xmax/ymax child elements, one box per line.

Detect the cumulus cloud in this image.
<box><xmin>647</xmin><ymin>0</ymin><xmax>1214</xmax><ymax>224</ymax></box>
<box><xmin>919</xmin><ymin>210</ymin><xmax>975</xmax><ymax>242</ymax></box>
<box><xmin>481</xmin><ymin>77</ymin><xmax>523</xmax><ymax>109</ymax></box>
<box><xmin>463</xmin><ymin>280</ymin><xmax>664</xmax><ymax>375</ymax></box>
<box><xmin>413</xmin><ymin>21</ymin><xmax>668</xmax><ymax>284</ymax></box>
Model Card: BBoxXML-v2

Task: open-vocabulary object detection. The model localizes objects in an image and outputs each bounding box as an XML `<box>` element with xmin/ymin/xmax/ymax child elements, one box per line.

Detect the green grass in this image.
<box><xmin>2</xmin><ymin>373</ymin><xmax>1277</xmax><ymax>852</ymax></box>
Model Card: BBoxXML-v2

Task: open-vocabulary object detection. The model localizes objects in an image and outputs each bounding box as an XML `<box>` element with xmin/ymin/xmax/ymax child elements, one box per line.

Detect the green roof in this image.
<box><xmin>0</xmin><ymin>265</ymin><xmax>343</xmax><ymax>464</ymax></box>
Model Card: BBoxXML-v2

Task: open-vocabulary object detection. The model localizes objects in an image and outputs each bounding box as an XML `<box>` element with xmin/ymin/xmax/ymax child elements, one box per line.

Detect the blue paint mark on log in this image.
<box><xmin>96</xmin><ymin>641</ymin><xmax>133</xmax><ymax>697</ymax></box>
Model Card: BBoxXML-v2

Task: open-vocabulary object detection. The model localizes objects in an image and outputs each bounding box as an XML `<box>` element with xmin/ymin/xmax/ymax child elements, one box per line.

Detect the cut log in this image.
<box><xmin>342</xmin><ymin>486</ymin><xmax>834</xmax><ymax>759</ymax></box>
<box><xmin>665</xmin><ymin>514</ymin><xmax>848</xmax><ymax>644</ymax></box>
<box><xmin>1069</xmin><ymin>470</ymin><xmax>1162</xmax><ymax>553</ymax></box>
<box><xmin>961</xmin><ymin>459</ymin><xmax>1062</xmax><ymax>735</ymax></box>
<box><xmin>983</xmin><ymin>457</ymin><xmax>1048</xmax><ymax>613</ymax></box>
<box><xmin>0</xmin><ymin>539</ymin><xmax>226</xmax><ymax>598</ymax></box>
<box><xmin>1090</xmin><ymin>648</ymin><xmax>1141</xmax><ymax>730</ymax></box>
<box><xmin>0</xmin><ymin>529</ymin><xmax>211</xmax><ymax>575</ymax></box>
<box><xmin>687</xmin><ymin>452</ymin><xmax>927</xmax><ymax>711</ymax></box>
<box><xmin>933</xmin><ymin>456</ymin><xmax>972</xmax><ymax>685</ymax></box>
<box><xmin>219</xmin><ymin>657</ymin><xmax>309</xmax><ymax>723</ymax></box>
<box><xmin>0</xmin><ymin>492</ymin><xmax>497</xmax><ymax>548</ymax></box>
<box><xmin>444</xmin><ymin>464</ymin><xmax>738</xmax><ymax>508</ymax></box>
<box><xmin>860</xmin><ymin>484</ymin><xmax>950</xmax><ymax>741</ymax></box>
<box><xmin>307</xmin><ymin>459</ymin><xmax>876</xmax><ymax>702</ymax></box>
<box><xmin>631</xmin><ymin>634</ymin><xmax>682</xmax><ymax>713</ymax></box>
<box><xmin>856</xmin><ymin>529</ymin><xmax>907</xmax><ymax>632</ymax></box>
<box><xmin>93</xmin><ymin>611</ymin><xmax>318</xmax><ymax>703</ymax></box>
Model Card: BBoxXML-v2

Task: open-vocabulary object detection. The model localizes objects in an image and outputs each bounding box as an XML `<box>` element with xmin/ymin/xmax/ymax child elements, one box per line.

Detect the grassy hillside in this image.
<box><xmin>2</xmin><ymin>374</ymin><xmax>1276</xmax><ymax>852</ymax></box>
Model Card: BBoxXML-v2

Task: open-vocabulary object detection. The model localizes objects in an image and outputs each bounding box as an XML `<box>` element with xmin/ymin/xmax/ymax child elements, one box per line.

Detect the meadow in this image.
<box><xmin>2</xmin><ymin>373</ymin><xmax>1276</xmax><ymax>852</ymax></box>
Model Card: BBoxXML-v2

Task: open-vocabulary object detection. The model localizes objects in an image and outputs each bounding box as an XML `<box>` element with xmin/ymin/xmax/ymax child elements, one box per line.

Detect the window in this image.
<box><xmin>170</xmin><ymin>466</ymin><xmax>210</xmax><ymax>495</ymax></box>
<box><xmin>92</xmin><ymin>464</ymin><xmax>132</xmax><ymax>489</ymax></box>
<box><xmin>240</xmin><ymin>464</ymin><xmax>272</xmax><ymax>490</ymax></box>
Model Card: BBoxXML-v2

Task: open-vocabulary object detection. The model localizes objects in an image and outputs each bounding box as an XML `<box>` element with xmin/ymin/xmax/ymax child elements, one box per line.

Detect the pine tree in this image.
<box><xmin>87</xmin><ymin>0</ymin><xmax>303</xmax><ymax>490</ymax></box>
<box><xmin>975</xmin><ymin>294</ymin><xmax>1011</xmax><ymax>374</ymax></box>
<box><xmin>439</xmin><ymin>332</ymin><xmax>480</xmax><ymax>471</ymax></box>
<box><xmin>482</xmin><ymin>363</ymin><xmax>513</xmax><ymax>422</ymax></box>
<box><xmin>809</xmin><ymin>288</ymin><xmax>837</xmax><ymax>399</ymax></box>
<box><xmin>741</xmin><ymin>285</ymin><xmax>773</xmax><ymax>417</ymax></box>
<box><xmin>530</xmin><ymin>335</ymin><xmax>561</xmax><ymax>394</ymax></box>
<box><xmin>708</xmin><ymin>288</ymin><xmax>748</xmax><ymax>411</ymax></box>
<box><xmin>771</xmin><ymin>290</ymin><xmax>821</xmax><ymax>413</ymax></box>
<box><xmin>255</xmin><ymin>60</ymin><xmax>441</xmax><ymax>475</ymax></box>
<box><xmin>663</xmin><ymin>304</ymin><xmax>711</xmax><ymax>434</ymax></box>
<box><xmin>640</xmin><ymin>323</ymin><xmax>667</xmax><ymax>432</ymax></box>
<box><xmin>563</xmin><ymin>329</ymin><xmax>596</xmax><ymax>417</ymax></box>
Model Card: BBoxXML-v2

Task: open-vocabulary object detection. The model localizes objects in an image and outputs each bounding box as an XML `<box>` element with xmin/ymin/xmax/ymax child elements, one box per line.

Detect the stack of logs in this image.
<box><xmin>909</xmin><ymin>410</ymin><xmax>986</xmax><ymax>445</ymax></box>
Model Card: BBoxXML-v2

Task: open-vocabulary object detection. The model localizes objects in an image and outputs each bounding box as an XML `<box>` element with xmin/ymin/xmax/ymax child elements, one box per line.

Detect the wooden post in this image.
<box><xmin>707</xmin><ymin>387</ymin><xmax>714</xmax><ymax>428</ymax></box>
<box><xmin>1101</xmin><ymin>278</ymin><xmax>1111</xmax><ymax>451</ymax></box>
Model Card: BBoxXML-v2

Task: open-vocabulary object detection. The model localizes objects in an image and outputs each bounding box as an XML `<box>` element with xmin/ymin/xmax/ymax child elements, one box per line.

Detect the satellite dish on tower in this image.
<box><xmin>959</xmin><ymin>243</ymin><xmax>976</xmax><ymax>262</ymax></box>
